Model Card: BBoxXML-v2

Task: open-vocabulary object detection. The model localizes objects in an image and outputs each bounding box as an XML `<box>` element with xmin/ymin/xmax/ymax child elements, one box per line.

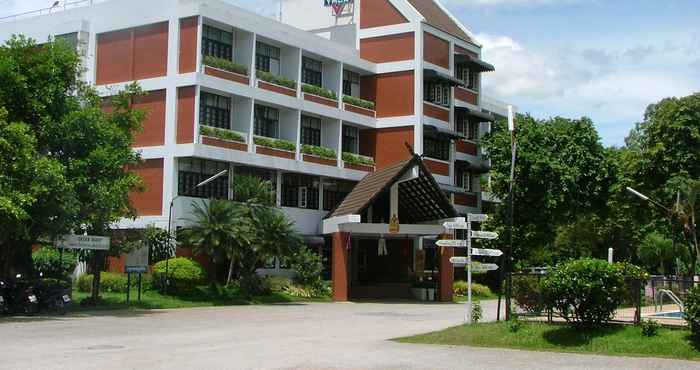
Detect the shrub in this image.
<box><xmin>686</xmin><ymin>285</ymin><xmax>700</xmax><ymax>340</ymax></box>
<box><xmin>152</xmin><ymin>257</ymin><xmax>205</xmax><ymax>292</ymax></box>
<box><xmin>203</xmin><ymin>55</ymin><xmax>248</xmax><ymax>75</ymax></box>
<box><xmin>453</xmin><ymin>281</ymin><xmax>493</xmax><ymax>298</ymax></box>
<box><xmin>253</xmin><ymin>136</ymin><xmax>296</xmax><ymax>152</ymax></box>
<box><xmin>290</xmin><ymin>247</ymin><xmax>325</xmax><ymax>290</ymax></box>
<box><xmin>256</xmin><ymin>70</ymin><xmax>297</xmax><ymax>89</ymax></box>
<box><xmin>301</xmin><ymin>144</ymin><xmax>337</xmax><ymax>160</ymax></box>
<box><xmin>509</xmin><ymin>314</ymin><xmax>522</xmax><ymax>333</ymax></box>
<box><xmin>200</xmin><ymin>126</ymin><xmax>245</xmax><ymax>143</ymax></box>
<box><xmin>541</xmin><ymin>258</ymin><xmax>629</xmax><ymax>327</ymax></box>
<box><xmin>283</xmin><ymin>282</ymin><xmax>330</xmax><ymax>298</ymax></box>
<box><xmin>640</xmin><ymin>319</ymin><xmax>660</xmax><ymax>337</ymax></box>
<box><xmin>342</xmin><ymin>95</ymin><xmax>375</xmax><ymax>110</ymax></box>
<box><xmin>512</xmin><ymin>275</ymin><xmax>547</xmax><ymax>314</ymax></box>
<box><xmin>238</xmin><ymin>274</ymin><xmax>271</xmax><ymax>297</ymax></box>
<box><xmin>265</xmin><ymin>276</ymin><xmax>292</xmax><ymax>292</ymax></box>
<box><xmin>342</xmin><ymin>152</ymin><xmax>375</xmax><ymax>166</ymax></box>
<box><xmin>32</xmin><ymin>248</ymin><xmax>77</xmax><ymax>279</ymax></box>
<box><xmin>76</xmin><ymin>273</ymin><xmax>129</xmax><ymax>293</ymax></box>
<box><xmin>302</xmin><ymin>84</ymin><xmax>337</xmax><ymax>100</ymax></box>
<box><xmin>471</xmin><ymin>301</ymin><xmax>482</xmax><ymax>323</ymax></box>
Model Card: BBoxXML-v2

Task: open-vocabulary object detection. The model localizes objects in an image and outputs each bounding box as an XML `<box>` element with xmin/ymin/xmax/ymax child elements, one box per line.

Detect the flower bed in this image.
<box><xmin>256</xmin><ymin>70</ymin><xmax>297</xmax><ymax>90</ymax></box>
<box><xmin>253</xmin><ymin>136</ymin><xmax>296</xmax><ymax>152</ymax></box>
<box><xmin>203</xmin><ymin>55</ymin><xmax>248</xmax><ymax>76</ymax></box>
<box><xmin>342</xmin><ymin>95</ymin><xmax>375</xmax><ymax>110</ymax></box>
<box><xmin>200</xmin><ymin>126</ymin><xmax>246</xmax><ymax>143</ymax></box>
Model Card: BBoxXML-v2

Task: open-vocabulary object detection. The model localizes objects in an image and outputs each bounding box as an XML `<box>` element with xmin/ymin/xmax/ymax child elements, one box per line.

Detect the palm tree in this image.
<box><xmin>673</xmin><ymin>179</ymin><xmax>699</xmax><ymax>274</ymax></box>
<box><xmin>179</xmin><ymin>199</ymin><xmax>251</xmax><ymax>285</ymax></box>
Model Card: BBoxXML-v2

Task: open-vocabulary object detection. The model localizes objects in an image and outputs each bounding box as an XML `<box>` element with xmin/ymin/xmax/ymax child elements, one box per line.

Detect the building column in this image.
<box><xmin>439</xmin><ymin>246</ymin><xmax>455</xmax><ymax>302</ymax></box>
<box><xmin>332</xmin><ymin>232</ymin><xmax>350</xmax><ymax>301</ymax></box>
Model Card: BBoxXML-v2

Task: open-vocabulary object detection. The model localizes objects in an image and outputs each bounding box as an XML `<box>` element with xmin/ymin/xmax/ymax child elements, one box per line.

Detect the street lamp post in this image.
<box><xmin>164</xmin><ymin>170</ymin><xmax>228</xmax><ymax>291</ymax></box>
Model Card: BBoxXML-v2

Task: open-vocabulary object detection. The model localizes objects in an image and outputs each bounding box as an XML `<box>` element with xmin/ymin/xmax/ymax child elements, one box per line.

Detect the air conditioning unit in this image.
<box><xmin>298</xmin><ymin>187</ymin><xmax>308</xmax><ymax>208</ymax></box>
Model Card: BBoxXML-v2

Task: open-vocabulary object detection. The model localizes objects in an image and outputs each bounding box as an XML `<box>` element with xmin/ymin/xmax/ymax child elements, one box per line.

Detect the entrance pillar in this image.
<box><xmin>439</xmin><ymin>246</ymin><xmax>454</xmax><ymax>302</ymax></box>
<box><xmin>332</xmin><ymin>232</ymin><xmax>350</xmax><ymax>301</ymax></box>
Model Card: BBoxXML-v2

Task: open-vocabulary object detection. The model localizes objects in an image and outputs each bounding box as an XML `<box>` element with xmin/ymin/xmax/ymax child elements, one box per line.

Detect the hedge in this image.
<box><xmin>256</xmin><ymin>70</ymin><xmax>297</xmax><ymax>89</ymax></box>
<box><xmin>203</xmin><ymin>55</ymin><xmax>248</xmax><ymax>76</ymax></box>
<box><xmin>301</xmin><ymin>144</ymin><xmax>337</xmax><ymax>160</ymax></box>
<box><xmin>342</xmin><ymin>95</ymin><xmax>375</xmax><ymax>110</ymax></box>
<box><xmin>152</xmin><ymin>257</ymin><xmax>205</xmax><ymax>292</ymax></box>
<box><xmin>254</xmin><ymin>136</ymin><xmax>296</xmax><ymax>152</ymax></box>
<box><xmin>342</xmin><ymin>152</ymin><xmax>375</xmax><ymax>166</ymax></box>
<box><xmin>76</xmin><ymin>273</ymin><xmax>130</xmax><ymax>293</ymax></box>
<box><xmin>200</xmin><ymin>125</ymin><xmax>246</xmax><ymax>143</ymax></box>
<box><xmin>302</xmin><ymin>84</ymin><xmax>337</xmax><ymax>100</ymax></box>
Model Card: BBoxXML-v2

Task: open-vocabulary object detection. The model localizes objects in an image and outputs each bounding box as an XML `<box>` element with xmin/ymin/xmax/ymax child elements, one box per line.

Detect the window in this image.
<box><xmin>323</xmin><ymin>180</ymin><xmax>355</xmax><ymax>211</ymax></box>
<box><xmin>281</xmin><ymin>173</ymin><xmax>319</xmax><ymax>209</ymax></box>
<box><xmin>342</xmin><ymin>126</ymin><xmax>359</xmax><ymax>154</ymax></box>
<box><xmin>234</xmin><ymin>166</ymin><xmax>277</xmax><ymax>203</ymax></box>
<box><xmin>302</xmin><ymin>56</ymin><xmax>323</xmax><ymax>87</ymax></box>
<box><xmin>178</xmin><ymin>158</ymin><xmax>229</xmax><ymax>199</ymax></box>
<box><xmin>256</xmin><ymin>42</ymin><xmax>281</xmax><ymax>75</ymax></box>
<box><xmin>301</xmin><ymin>115</ymin><xmax>322</xmax><ymax>147</ymax></box>
<box><xmin>456</xmin><ymin>65</ymin><xmax>470</xmax><ymax>87</ymax></box>
<box><xmin>343</xmin><ymin>70</ymin><xmax>360</xmax><ymax>97</ymax></box>
<box><xmin>424</xmin><ymin>82</ymin><xmax>451</xmax><ymax>107</ymax></box>
<box><xmin>202</xmin><ymin>25</ymin><xmax>233</xmax><ymax>60</ymax></box>
<box><xmin>424</xmin><ymin>135</ymin><xmax>451</xmax><ymax>161</ymax></box>
<box><xmin>456</xmin><ymin>111</ymin><xmax>478</xmax><ymax>140</ymax></box>
<box><xmin>455</xmin><ymin>167</ymin><xmax>472</xmax><ymax>191</ymax></box>
<box><xmin>199</xmin><ymin>92</ymin><xmax>231</xmax><ymax>129</ymax></box>
<box><xmin>254</xmin><ymin>105</ymin><xmax>279</xmax><ymax>138</ymax></box>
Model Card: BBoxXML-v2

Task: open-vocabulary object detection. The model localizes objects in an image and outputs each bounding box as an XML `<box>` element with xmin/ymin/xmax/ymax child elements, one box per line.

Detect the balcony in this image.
<box><xmin>199</xmin><ymin>90</ymin><xmax>252</xmax><ymax>152</ymax></box>
<box><xmin>200</xmin><ymin>21</ymin><xmax>254</xmax><ymax>86</ymax></box>
<box><xmin>255</xmin><ymin>37</ymin><xmax>301</xmax><ymax>98</ymax></box>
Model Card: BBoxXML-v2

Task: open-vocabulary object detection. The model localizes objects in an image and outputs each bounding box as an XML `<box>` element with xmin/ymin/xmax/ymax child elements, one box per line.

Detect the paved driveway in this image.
<box><xmin>0</xmin><ymin>300</ymin><xmax>697</xmax><ymax>370</ymax></box>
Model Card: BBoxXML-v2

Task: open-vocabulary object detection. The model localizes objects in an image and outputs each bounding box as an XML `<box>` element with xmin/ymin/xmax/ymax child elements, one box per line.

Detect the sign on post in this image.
<box><xmin>471</xmin><ymin>248</ymin><xmax>503</xmax><ymax>257</ymax></box>
<box><xmin>449</xmin><ymin>256</ymin><xmax>469</xmax><ymax>265</ymax></box>
<box><xmin>471</xmin><ymin>263</ymin><xmax>499</xmax><ymax>272</ymax></box>
<box><xmin>56</xmin><ymin>235</ymin><xmax>110</xmax><ymax>250</ymax></box>
<box><xmin>443</xmin><ymin>221</ymin><xmax>469</xmax><ymax>230</ymax></box>
<box><xmin>468</xmin><ymin>214</ymin><xmax>488</xmax><ymax>223</ymax></box>
<box><xmin>436</xmin><ymin>239</ymin><xmax>468</xmax><ymax>248</ymax></box>
<box><xmin>470</xmin><ymin>231</ymin><xmax>499</xmax><ymax>240</ymax></box>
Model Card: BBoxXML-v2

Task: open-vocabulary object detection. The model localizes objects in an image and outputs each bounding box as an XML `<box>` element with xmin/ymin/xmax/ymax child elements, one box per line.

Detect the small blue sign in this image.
<box><xmin>125</xmin><ymin>266</ymin><xmax>148</xmax><ymax>273</ymax></box>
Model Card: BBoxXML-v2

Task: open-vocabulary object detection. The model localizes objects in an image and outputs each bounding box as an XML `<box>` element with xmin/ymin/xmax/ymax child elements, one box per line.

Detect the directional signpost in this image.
<box><xmin>443</xmin><ymin>214</ymin><xmax>501</xmax><ymax>323</ymax></box>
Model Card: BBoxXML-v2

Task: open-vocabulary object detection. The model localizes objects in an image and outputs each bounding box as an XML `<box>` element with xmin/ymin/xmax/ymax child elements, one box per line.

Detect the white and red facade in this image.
<box><xmin>0</xmin><ymin>0</ymin><xmax>513</xmax><ymax>299</ymax></box>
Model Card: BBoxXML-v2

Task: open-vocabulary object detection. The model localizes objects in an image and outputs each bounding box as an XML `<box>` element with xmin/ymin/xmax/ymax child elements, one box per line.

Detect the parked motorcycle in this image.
<box><xmin>36</xmin><ymin>281</ymin><xmax>71</xmax><ymax>315</ymax></box>
<box><xmin>0</xmin><ymin>280</ymin><xmax>7</xmax><ymax>314</ymax></box>
<box><xmin>0</xmin><ymin>275</ymin><xmax>39</xmax><ymax>316</ymax></box>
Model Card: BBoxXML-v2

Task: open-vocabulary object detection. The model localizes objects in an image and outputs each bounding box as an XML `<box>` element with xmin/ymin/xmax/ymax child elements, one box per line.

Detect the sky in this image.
<box><xmin>2</xmin><ymin>0</ymin><xmax>699</xmax><ymax>147</ymax></box>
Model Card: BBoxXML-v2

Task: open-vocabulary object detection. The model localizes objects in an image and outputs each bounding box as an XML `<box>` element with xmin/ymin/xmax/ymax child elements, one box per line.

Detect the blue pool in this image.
<box><xmin>649</xmin><ymin>311</ymin><xmax>685</xmax><ymax>319</ymax></box>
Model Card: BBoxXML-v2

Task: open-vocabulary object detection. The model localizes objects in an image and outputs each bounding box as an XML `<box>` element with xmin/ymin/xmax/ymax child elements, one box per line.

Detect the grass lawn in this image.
<box><xmin>71</xmin><ymin>287</ymin><xmax>331</xmax><ymax>312</ymax></box>
<box><xmin>396</xmin><ymin>321</ymin><xmax>700</xmax><ymax>361</ymax></box>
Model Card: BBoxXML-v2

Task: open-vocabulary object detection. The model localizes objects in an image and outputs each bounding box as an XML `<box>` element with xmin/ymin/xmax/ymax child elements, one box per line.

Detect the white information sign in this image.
<box><xmin>471</xmin><ymin>263</ymin><xmax>499</xmax><ymax>272</ymax></box>
<box><xmin>443</xmin><ymin>221</ymin><xmax>469</xmax><ymax>230</ymax></box>
<box><xmin>436</xmin><ymin>239</ymin><xmax>468</xmax><ymax>248</ymax></box>
<box><xmin>471</xmin><ymin>248</ymin><xmax>503</xmax><ymax>257</ymax></box>
<box><xmin>470</xmin><ymin>231</ymin><xmax>499</xmax><ymax>240</ymax></box>
<box><xmin>56</xmin><ymin>235</ymin><xmax>110</xmax><ymax>250</ymax></box>
<box><xmin>468</xmin><ymin>214</ymin><xmax>489</xmax><ymax>223</ymax></box>
<box><xmin>449</xmin><ymin>256</ymin><xmax>470</xmax><ymax>265</ymax></box>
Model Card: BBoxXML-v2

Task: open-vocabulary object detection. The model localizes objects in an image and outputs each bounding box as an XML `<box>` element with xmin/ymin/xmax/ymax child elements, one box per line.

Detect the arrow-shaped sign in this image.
<box><xmin>470</xmin><ymin>231</ymin><xmax>499</xmax><ymax>240</ymax></box>
<box><xmin>436</xmin><ymin>239</ymin><xmax>468</xmax><ymax>248</ymax></box>
<box><xmin>471</xmin><ymin>248</ymin><xmax>503</xmax><ymax>257</ymax></box>
<box><xmin>443</xmin><ymin>221</ymin><xmax>469</xmax><ymax>230</ymax></box>
<box><xmin>468</xmin><ymin>214</ymin><xmax>488</xmax><ymax>223</ymax></box>
<box><xmin>449</xmin><ymin>256</ymin><xmax>470</xmax><ymax>265</ymax></box>
<box><xmin>471</xmin><ymin>263</ymin><xmax>499</xmax><ymax>272</ymax></box>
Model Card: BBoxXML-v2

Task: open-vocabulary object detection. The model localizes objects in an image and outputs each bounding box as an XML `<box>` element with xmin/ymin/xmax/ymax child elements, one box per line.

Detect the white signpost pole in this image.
<box><xmin>467</xmin><ymin>219</ymin><xmax>472</xmax><ymax>324</ymax></box>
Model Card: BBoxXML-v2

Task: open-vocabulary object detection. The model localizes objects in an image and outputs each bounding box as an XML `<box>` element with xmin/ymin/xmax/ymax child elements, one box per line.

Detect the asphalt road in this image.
<box><xmin>0</xmin><ymin>300</ymin><xmax>697</xmax><ymax>370</ymax></box>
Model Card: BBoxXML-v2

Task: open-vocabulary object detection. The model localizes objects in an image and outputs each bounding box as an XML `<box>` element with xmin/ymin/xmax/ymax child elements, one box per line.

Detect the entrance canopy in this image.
<box><xmin>323</xmin><ymin>155</ymin><xmax>462</xmax><ymax>237</ymax></box>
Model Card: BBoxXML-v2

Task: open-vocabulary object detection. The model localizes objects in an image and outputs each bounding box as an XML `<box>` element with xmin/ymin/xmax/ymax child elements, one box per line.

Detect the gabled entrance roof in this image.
<box><xmin>330</xmin><ymin>155</ymin><xmax>458</xmax><ymax>223</ymax></box>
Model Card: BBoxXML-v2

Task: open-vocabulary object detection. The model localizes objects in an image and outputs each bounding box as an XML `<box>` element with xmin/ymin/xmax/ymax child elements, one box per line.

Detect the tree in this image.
<box><xmin>482</xmin><ymin>115</ymin><xmax>611</xmax><ymax>266</ymax></box>
<box><xmin>638</xmin><ymin>232</ymin><xmax>685</xmax><ymax>275</ymax></box>
<box><xmin>670</xmin><ymin>178</ymin><xmax>699</xmax><ymax>274</ymax></box>
<box><xmin>0</xmin><ymin>36</ymin><xmax>145</xmax><ymax>298</ymax></box>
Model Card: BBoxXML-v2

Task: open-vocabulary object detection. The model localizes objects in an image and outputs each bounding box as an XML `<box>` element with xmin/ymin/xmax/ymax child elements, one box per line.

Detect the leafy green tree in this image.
<box><xmin>637</xmin><ymin>232</ymin><xmax>685</xmax><ymax>275</ymax></box>
<box><xmin>0</xmin><ymin>36</ymin><xmax>145</xmax><ymax>299</ymax></box>
<box><xmin>483</xmin><ymin>115</ymin><xmax>611</xmax><ymax>266</ymax></box>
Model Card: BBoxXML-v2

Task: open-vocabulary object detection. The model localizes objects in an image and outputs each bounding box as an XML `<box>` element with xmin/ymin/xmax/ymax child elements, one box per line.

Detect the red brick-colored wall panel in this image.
<box><xmin>423</xmin><ymin>103</ymin><xmax>450</xmax><ymax>122</ymax></box>
<box><xmin>332</xmin><ymin>232</ymin><xmax>350</xmax><ymax>301</ymax></box>
<box><xmin>177</xmin><ymin>86</ymin><xmax>196</xmax><ymax>144</ymax></box>
<box><xmin>133</xmin><ymin>22</ymin><xmax>169</xmax><ymax>80</ymax></box>
<box><xmin>361</xmin><ymin>71</ymin><xmax>414</xmax><ymax>118</ymax></box>
<box><xmin>424</xmin><ymin>32</ymin><xmax>450</xmax><ymax>69</ymax></box>
<box><xmin>364</xmin><ymin>126</ymin><xmax>414</xmax><ymax>170</ymax></box>
<box><xmin>439</xmin><ymin>245</ymin><xmax>454</xmax><ymax>302</ymax></box>
<box><xmin>133</xmin><ymin>89</ymin><xmax>166</xmax><ymax>147</ymax></box>
<box><xmin>454</xmin><ymin>193</ymin><xmax>478</xmax><ymax>207</ymax></box>
<box><xmin>360</xmin><ymin>33</ymin><xmax>415</xmax><ymax>63</ymax></box>
<box><xmin>455</xmin><ymin>87</ymin><xmax>478</xmax><ymax>105</ymax></box>
<box><xmin>179</xmin><ymin>17</ymin><xmax>198</xmax><ymax>74</ymax></box>
<box><xmin>360</xmin><ymin>0</ymin><xmax>408</xmax><ymax>29</ymax></box>
<box><xmin>129</xmin><ymin>158</ymin><xmax>164</xmax><ymax>216</ymax></box>
<box><xmin>424</xmin><ymin>159</ymin><xmax>450</xmax><ymax>176</ymax></box>
<box><xmin>456</xmin><ymin>140</ymin><xmax>478</xmax><ymax>155</ymax></box>
<box><xmin>96</xmin><ymin>29</ymin><xmax>133</xmax><ymax>85</ymax></box>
